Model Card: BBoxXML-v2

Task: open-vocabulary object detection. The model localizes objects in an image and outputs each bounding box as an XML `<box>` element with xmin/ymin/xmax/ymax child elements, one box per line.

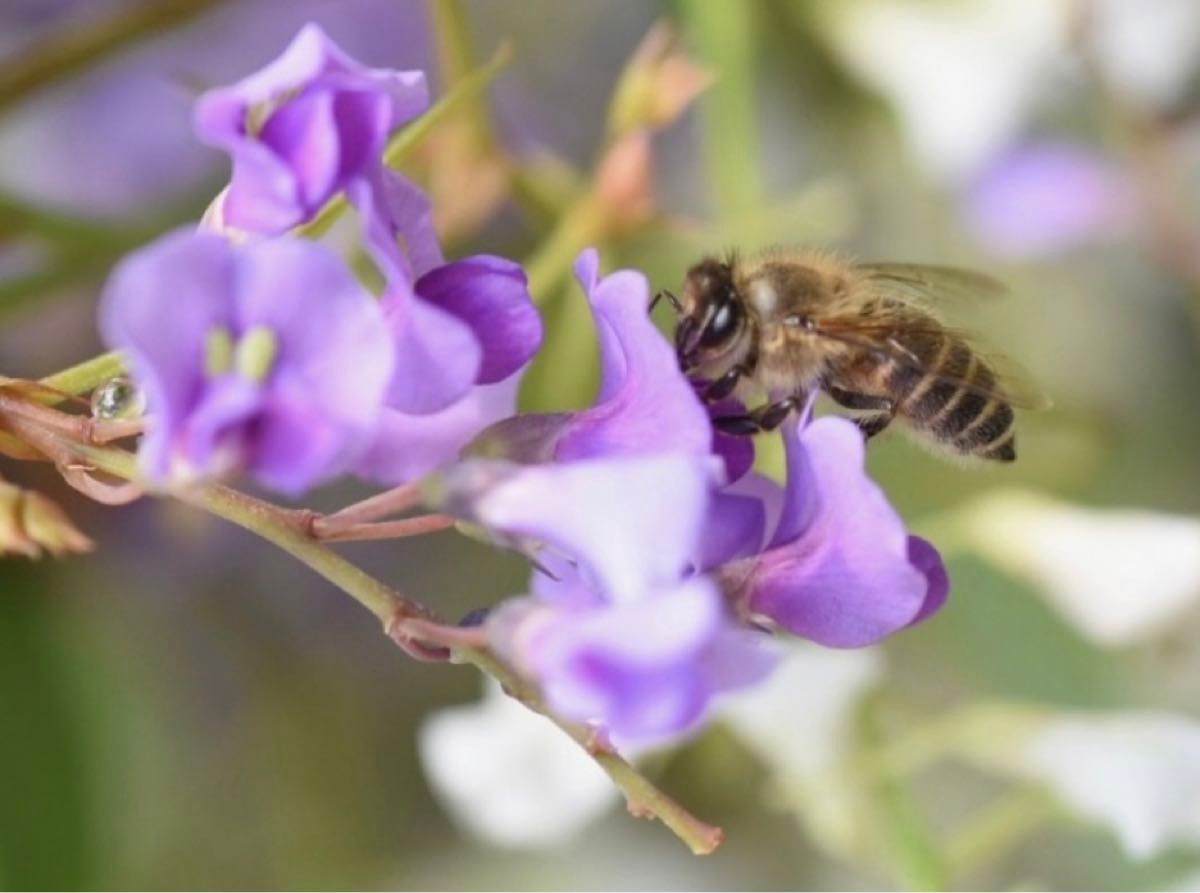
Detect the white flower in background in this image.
<box><xmin>1089</xmin><ymin>0</ymin><xmax>1200</xmax><ymax>108</ymax></box>
<box><xmin>819</xmin><ymin>0</ymin><xmax>1200</xmax><ymax>183</ymax></box>
<box><xmin>956</xmin><ymin>488</ymin><xmax>1200</xmax><ymax>646</ymax></box>
<box><xmin>418</xmin><ymin>679</ymin><xmax>617</xmax><ymax>848</ymax></box>
<box><xmin>721</xmin><ymin>643</ymin><xmax>883</xmax><ymax>857</ymax></box>
<box><xmin>1017</xmin><ymin>711</ymin><xmax>1200</xmax><ymax>860</ymax></box>
<box><xmin>821</xmin><ymin>0</ymin><xmax>1071</xmax><ymax>180</ymax></box>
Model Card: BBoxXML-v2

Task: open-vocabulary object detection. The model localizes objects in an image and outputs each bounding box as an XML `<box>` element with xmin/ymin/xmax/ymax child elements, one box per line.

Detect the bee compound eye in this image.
<box><xmin>700</xmin><ymin>300</ymin><xmax>739</xmax><ymax>347</ymax></box>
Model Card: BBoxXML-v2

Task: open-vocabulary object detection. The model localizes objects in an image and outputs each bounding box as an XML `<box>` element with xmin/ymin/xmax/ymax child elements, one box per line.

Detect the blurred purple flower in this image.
<box><xmin>445</xmin><ymin>453</ymin><xmax>776</xmax><ymax>745</ymax></box>
<box><xmin>356</xmin><ymin>255</ymin><xmax>542</xmax><ymax>485</ymax></box>
<box><xmin>964</xmin><ymin>143</ymin><xmax>1133</xmax><ymax>258</ymax></box>
<box><xmin>100</xmin><ymin>229</ymin><xmax>393</xmax><ymax>496</ymax></box>
<box><xmin>469</xmin><ymin>249</ymin><xmax>739</xmax><ymax>474</ymax></box>
<box><xmin>194</xmin><ymin>22</ymin><xmax>427</xmax><ymax>233</ymax></box>
<box><xmin>718</xmin><ymin>417</ymin><xmax>948</xmax><ymax>647</ymax></box>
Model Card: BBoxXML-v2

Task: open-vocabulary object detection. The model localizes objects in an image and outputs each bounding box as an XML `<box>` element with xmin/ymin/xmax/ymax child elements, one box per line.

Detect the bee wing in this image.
<box><xmin>857</xmin><ymin>262</ymin><xmax>1008</xmax><ymax>306</ymax></box>
<box><xmin>813</xmin><ymin>319</ymin><xmax>1053</xmax><ymax>411</ymax></box>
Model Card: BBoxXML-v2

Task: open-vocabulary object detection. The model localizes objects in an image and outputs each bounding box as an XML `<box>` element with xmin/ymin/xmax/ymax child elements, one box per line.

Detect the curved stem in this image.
<box><xmin>11</xmin><ymin>421</ymin><xmax>724</xmax><ymax>855</ymax></box>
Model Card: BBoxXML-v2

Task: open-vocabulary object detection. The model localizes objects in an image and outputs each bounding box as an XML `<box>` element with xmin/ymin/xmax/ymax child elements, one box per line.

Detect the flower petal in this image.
<box><xmin>418</xmin><ymin>679</ymin><xmax>617</xmax><ymax>849</ymax></box>
<box><xmin>379</xmin><ymin>286</ymin><xmax>482</xmax><ymax>415</ymax></box>
<box><xmin>744</xmin><ymin>417</ymin><xmax>929</xmax><ymax>647</ymax></box>
<box><xmin>443</xmin><ymin>453</ymin><xmax>716</xmax><ymax>602</ymax></box>
<box><xmin>355</xmin><ymin>377</ymin><xmax>521</xmax><ymax>486</ymax></box>
<box><xmin>415</xmin><ymin>255</ymin><xmax>542</xmax><ymax>384</ymax></box>
<box><xmin>232</xmin><ymin>236</ymin><xmax>394</xmax><ymax>439</ymax></box>
<box><xmin>98</xmin><ymin>230</ymin><xmax>239</xmax><ymax>480</ymax></box>
<box><xmin>906</xmin><ymin>535</ymin><xmax>950</xmax><ymax>627</ymax></box>
<box><xmin>554</xmin><ymin>249</ymin><xmax>710</xmax><ymax>461</ymax></box>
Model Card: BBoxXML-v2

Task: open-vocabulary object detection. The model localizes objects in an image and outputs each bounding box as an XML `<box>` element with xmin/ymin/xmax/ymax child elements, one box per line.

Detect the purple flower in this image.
<box><xmin>355</xmin><ymin>255</ymin><xmax>543</xmax><ymax>485</ymax></box>
<box><xmin>964</xmin><ymin>142</ymin><xmax>1133</xmax><ymax>258</ymax></box>
<box><xmin>468</xmin><ymin>249</ymin><xmax>725</xmax><ymax>470</ymax></box>
<box><xmin>194</xmin><ymin>22</ymin><xmax>428</xmax><ymax>235</ymax></box>
<box><xmin>717</xmin><ymin>417</ymin><xmax>948</xmax><ymax>647</ymax></box>
<box><xmin>100</xmin><ymin>230</ymin><xmax>393</xmax><ymax>496</ymax></box>
<box><xmin>442</xmin><ymin>454</ymin><xmax>777</xmax><ymax>746</ymax></box>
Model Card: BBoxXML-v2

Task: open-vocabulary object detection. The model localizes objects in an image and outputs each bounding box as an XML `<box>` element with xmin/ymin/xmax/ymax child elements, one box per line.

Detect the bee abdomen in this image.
<box><xmin>897</xmin><ymin>337</ymin><xmax>1017</xmax><ymax>461</ymax></box>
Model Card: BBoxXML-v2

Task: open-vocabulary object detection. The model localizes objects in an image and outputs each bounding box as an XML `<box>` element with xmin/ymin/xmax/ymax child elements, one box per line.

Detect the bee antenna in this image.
<box><xmin>649</xmin><ymin>289</ymin><xmax>681</xmax><ymax>314</ymax></box>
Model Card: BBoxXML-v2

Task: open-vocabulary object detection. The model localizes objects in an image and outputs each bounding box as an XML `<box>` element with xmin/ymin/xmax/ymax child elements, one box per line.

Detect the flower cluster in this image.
<box><xmin>101</xmin><ymin>24</ymin><xmax>541</xmax><ymax>495</ymax></box>
<box><xmin>97</xmin><ymin>23</ymin><xmax>948</xmax><ymax>750</ymax></box>
<box><xmin>434</xmin><ymin>251</ymin><xmax>947</xmax><ymax>744</ymax></box>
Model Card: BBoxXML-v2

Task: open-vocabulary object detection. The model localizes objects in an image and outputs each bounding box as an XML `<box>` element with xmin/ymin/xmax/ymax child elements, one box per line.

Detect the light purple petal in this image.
<box><xmin>98</xmin><ymin>230</ymin><xmax>239</xmax><ymax>480</ymax></box>
<box><xmin>445</xmin><ymin>453</ymin><xmax>716</xmax><ymax>602</ymax></box>
<box><xmin>695</xmin><ymin>491</ymin><xmax>767</xmax><ymax>572</ymax></box>
<box><xmin>233</xmin><ymin>236</ymin><xmax>394</xmax><ymax>439</ymax></box>
<box><xmin>743</xmin><ymin>417</ymin><xmax>928</xmax><ymax>647</ymax></box>
<box><xmin>354</xmin><ymin>377</ymin><xmax>521</xmax><ymax>485</ymax></box>
<box><xmin>379</xmin><ymin>286</ymin><xmax>482</xmax><ymax>414</ymax></box>
<box><xmin>380</xmin><ymin>170</ymin><xmax>444</xmax><ymax>277</ymax></box>
<box><xmin>906</xmin><ymin>535</ymin><xmax>950</xmax><ymax>627</ymax></box>
<box><xmin>415</xmin><ymin>255</ymin><xmax>543</xmax><ymax>384</ymax></box>
<box><xmin>554</xmin><ymin>249</ymin><xmax>711</xmax><ymax>461</ymax></box>
<box><xmin>511</xmin><ymin>580</ymin><xmax>778</xmax><ymax>745</ymax></box>
<box><xmin>193</xmin><ymin>22</ymin><xmax>429</xmax><ymax>235</ymax></box>
<box><xmin>964</xmin><ymin>143</ymin><xmax>1133</xmax><ymax>258</ymax></box>
<box><xmin>252</xmin><ymin>372</ymin><xmax>359</xmax><ymax>496</ymax></box>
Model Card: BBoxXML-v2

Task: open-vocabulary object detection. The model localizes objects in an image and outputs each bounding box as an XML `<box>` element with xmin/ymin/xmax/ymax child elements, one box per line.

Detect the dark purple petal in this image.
<box><xmin>905</xmin><ymin>535</ymin><xmax>950</xmax><ymax>627</ymax></box>
<box><xmin>415</xmin><ymin>255</ymin><xmax>543</xmax><ymax>384</ymax></box>
<box><xmin>354</xmin><ymin>377</ymin><xmax>521</xmax><ymax>485</ymax></box>
<box><xmin>180</xmin><ymin>375</ymin><xmax>265</xmax><ymax>475</ymax></box>
<box><xmin>964</xmin><ymin>143</ymin><xmax>1133</xmax><ymax>258</ymax></box>
<box><xmin>554</xmin><ymin>249</ymin><xmax>710</xmax><ymax>461</ymax></box>
<box><xmin>741</xmin><ymin>417</ymin><xmax>928</xmax><ymax>647</ymax></box>
<box><xmin>380</xmin><ymin>286</ymin><xmax>481</xmax><ymax>414</ymax></box>
<box><xmin>709</xmin><ymin>398</ymin><xmax>755</xmax><ymax>483</ymax></box>
<box><xmin>99</xmin><ymin>230</ymin><xmax>239</xmax><ymax>480</ymax></box>
<box><xmin>257</xmin><ymin>88</ymin><xmax>342</xmax><ymax>210</ymax></box>
<box><xmin>442</xmin><ymin>453</ymin><xmax>716</xmax><ymax>602</ymax></box>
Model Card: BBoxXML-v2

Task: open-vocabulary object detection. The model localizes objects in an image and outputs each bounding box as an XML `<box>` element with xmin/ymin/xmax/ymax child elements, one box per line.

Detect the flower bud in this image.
<box><xmin>0</xmin><ymin>479</ymin><xmax>92</xmax><ymax>558</ymax></box>
<box><xmin>608</xmin><ymin>22</ymin><xmax>713</xmax><ymax>137</ymax></box>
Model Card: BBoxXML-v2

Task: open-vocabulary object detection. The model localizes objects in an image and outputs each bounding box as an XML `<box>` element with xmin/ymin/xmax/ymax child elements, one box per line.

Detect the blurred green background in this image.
<box><xmin>2</xmin><ymin>1</ymin><xmax>1200</xmax><ymax>889</ymax></box>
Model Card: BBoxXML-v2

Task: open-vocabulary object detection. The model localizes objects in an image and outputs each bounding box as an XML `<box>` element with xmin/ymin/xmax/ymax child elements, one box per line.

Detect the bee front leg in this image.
<box><xmin>713</xmin><ymin>395</ymin><xmax>802</xmax><ymax>436</ymax></box>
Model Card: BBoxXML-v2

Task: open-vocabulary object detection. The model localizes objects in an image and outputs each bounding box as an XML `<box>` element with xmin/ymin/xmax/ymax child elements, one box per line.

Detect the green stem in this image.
<box><xmin>460</xmin><ymin>647</ymin><xmax>724</xmax><ymax>855</ymax></box>
<box><xmin>859</xmin><ymin>695</ymin><xmax>951</xmax><ymax>892</ymax></box>
<box><xmin>679</xmin><ymin>0</ymin><xmax>763</xmax><ymax>219</ymax></box>
<box><xmin>0</xmin><ymin>0</ymin><xmax>230</xmax><ymax>113</ymax></box>
<box><xmin>945</xmin><ymin>787</ymin><xmax>1056</xmax><ymax>883</ymax></box>
<box><xmin>39</xmin><ymin>352</ymin><xmax>126</xmax><ymax>399</ymax></box>
<box><xmin>42</xmin><ymin>434</ymin><xmax>723</xmax><ymax>854</ymax></box>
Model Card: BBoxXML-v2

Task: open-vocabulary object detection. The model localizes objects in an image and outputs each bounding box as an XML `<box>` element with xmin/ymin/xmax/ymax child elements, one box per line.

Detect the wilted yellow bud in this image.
<box><xmin>0</xmin><ymin>478</ymin><xmax>93</xmax><ymax>559</ymax></box>
<box><xmin>608</xmin><ymin>22</ymin><xmax>714</xmax><ymax>138</ymax></box>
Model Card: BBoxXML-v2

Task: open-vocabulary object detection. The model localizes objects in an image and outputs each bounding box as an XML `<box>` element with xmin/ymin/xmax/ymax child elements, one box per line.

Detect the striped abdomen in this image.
<box><xmin>888</xmin><ymin>330</ymin><xmax>1016</xmax><ymax>461</ymax></box>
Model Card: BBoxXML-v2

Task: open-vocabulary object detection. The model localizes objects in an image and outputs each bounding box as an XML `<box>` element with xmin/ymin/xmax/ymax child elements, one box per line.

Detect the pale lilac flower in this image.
<box><xmin>355</xmin><ymin>255</ymin><xmax>543</xmax><ymax>485</ymax></box>
<box><xmin>964</xmin><ymin>143</ymin><xmax>1133</xmax><ymax>258</ymax></box>
<box><xmin>442</xmin><ymin>454</ymin><xmax>777</xmax><ymax>745</ymax></box>
<box><xmin>99</xmin><ymin>230</ymin><xmax>393</xmax><ymax>496</ymax></box>
<box><xmin>718</xmin><ymin>416</ymin><xmax>948</xmax><ymax>647</ymax></box>
<box><xmin>194</xmin><ymin>22</ymin><xmax>440</xmax><ymax>286</ymax></box>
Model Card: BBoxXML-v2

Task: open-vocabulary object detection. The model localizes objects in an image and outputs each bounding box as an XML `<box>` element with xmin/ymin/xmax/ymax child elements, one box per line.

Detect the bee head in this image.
<box><xmin>677</xmin><ymin>258</ymin><xmax>744</xmax><ymax>369</ymax></box>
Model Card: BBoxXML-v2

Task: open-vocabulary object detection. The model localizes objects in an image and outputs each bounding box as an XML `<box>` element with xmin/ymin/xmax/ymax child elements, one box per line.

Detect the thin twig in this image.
<box><xmin>316</xmin><ymin>480</ymin><xmax>427</xmax><ymax>529</ymax></box>
<box><xmin>313</xmin><ymin>513</ymin><xmax>455</xmax><ymax>542</ymax></box>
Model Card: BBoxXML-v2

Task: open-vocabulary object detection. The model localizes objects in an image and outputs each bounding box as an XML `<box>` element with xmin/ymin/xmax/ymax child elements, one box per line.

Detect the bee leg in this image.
<box><xmin>713</xmin><ymin>414</ymin><xmax>762</xmax><ymax>436</ymax></box>
<box><xmin>704</xmin><ymin>366</ymin><xmax>744</xmax><ymax>401</ymax></box>
<box><xmin>827</xmin><ymin>386</ymin><xmax>893</xmax><ymax>412</ymax></box>
<box><xmin>855</xmin><ymin>412</ymin><xmax>893</xmax><ymax>440</ymax></box>
<box><xmin>753</xmin><ymin>396</ymin><xmax>800</xmax><ymax>431</ymax></box>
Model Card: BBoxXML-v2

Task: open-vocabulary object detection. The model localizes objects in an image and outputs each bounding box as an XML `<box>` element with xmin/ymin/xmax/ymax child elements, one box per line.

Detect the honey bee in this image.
<box><xmin>658</xmin><ymin>249</ymin><xmax>1043</xmax><ymax>462</ymax></box>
